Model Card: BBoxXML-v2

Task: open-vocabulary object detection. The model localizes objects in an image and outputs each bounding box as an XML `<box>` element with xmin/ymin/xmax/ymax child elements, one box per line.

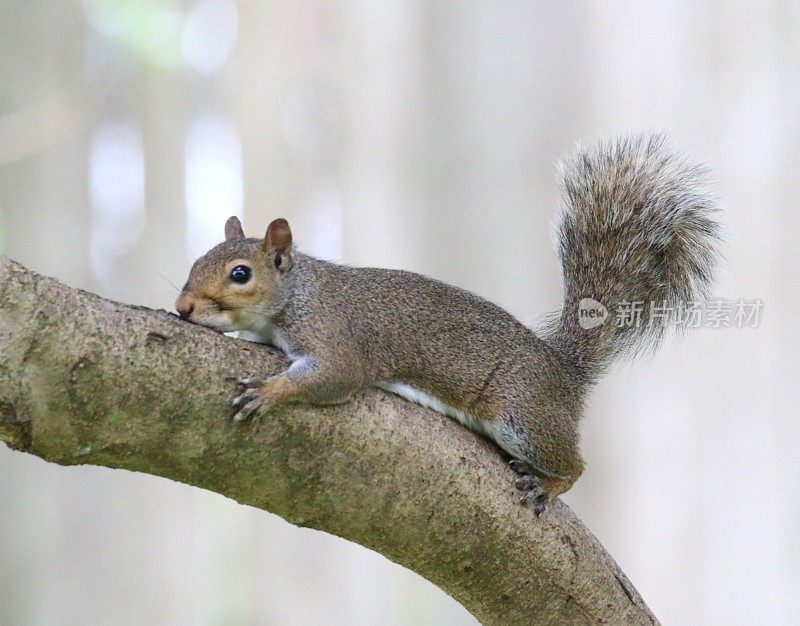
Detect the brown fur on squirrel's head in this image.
<box><xmin>175</xmin><ymin>216</ymin><xmax>294</xmax><ymax>332</ymax></box>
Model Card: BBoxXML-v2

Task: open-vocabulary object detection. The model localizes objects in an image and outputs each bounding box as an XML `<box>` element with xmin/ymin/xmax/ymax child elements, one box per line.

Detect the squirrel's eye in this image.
<box><xmin>229</xmin><ymin>265</ymin><xmax>252</xmax><ymax>284</ymax></box>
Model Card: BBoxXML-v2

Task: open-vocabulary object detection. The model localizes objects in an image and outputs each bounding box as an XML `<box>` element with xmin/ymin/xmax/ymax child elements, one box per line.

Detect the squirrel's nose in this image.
<box><xmin>176</xmin><ymin>294</ymin><xmax>195</xmax><ymax>320</ymax></box>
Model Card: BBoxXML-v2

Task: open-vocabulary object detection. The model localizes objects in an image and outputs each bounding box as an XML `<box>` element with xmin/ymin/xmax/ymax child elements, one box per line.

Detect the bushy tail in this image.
<box><xmin>544</xmin><ymin>133</ymin><xmax>722</xmax><ymax>381</ymax></box>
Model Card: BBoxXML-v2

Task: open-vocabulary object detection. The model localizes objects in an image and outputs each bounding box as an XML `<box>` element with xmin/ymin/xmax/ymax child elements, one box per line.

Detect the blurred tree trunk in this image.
<box><xmin>135</xmin><ymin>68</ymin><xmax>189</xmax><ymax>308</ymax></box>
<box><xmin>0</xmin><ymin>4</ymin><xmax>92</xmax><ymax>623</ymax></box>
<box><xmin>235</xmin><ymin>2</ymin><xmax>299</xmax><ymax>233</ymax></box>
<box><xmin>0</xmin><ymin>0</ymin><xmax>92</xmax><ymax>287</ymax></box>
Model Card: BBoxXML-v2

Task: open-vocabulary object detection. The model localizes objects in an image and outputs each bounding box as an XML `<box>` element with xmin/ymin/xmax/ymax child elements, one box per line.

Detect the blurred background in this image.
<box><xmin>1</xmin><ymin>1</ymin><xmax>798</xmax><ymax>624</ymax></box>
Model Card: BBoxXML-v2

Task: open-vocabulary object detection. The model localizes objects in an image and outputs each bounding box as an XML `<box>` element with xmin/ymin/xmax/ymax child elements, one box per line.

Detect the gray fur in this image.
<box><xmin>546</xmin><ymin>133</ymin><xmax>721</xmax><ymax>380</ymax></box>
<box><xmin>178</xmin><ymin>133</ymin><xmax>722</xmax><ymax>509</ymax></box>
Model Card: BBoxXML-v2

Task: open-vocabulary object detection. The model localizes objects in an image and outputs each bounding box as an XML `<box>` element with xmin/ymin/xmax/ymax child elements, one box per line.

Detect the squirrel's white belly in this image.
<box><xmin>373</xmin><ymin>381</ymin><xmax>528</xmax><ymax>460</ymax></box>
<box><xmin>373</xmin><ymin>381</ymin><xmax>486</xmax><ymax>433</ymax></box>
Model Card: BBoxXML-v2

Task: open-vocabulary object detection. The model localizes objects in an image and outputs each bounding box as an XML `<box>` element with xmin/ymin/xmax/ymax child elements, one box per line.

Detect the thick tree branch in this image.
<box><xmin>0</xmin><ymin>258</ymin><xmax>657</xmax><ymax>625</ymax></box>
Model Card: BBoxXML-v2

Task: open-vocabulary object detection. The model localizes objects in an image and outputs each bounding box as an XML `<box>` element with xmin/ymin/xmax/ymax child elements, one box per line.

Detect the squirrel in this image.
<box><xmin>175</xmin><ymin>133</ymin><xmax>721</xmax><ymax>515</ymax></box>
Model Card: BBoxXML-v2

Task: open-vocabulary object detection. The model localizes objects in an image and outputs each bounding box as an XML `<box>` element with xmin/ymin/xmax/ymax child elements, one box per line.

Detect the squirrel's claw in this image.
<box><xmin>520</xmin><ymin>489</ymin><xmax>549</xmax><ymax>517</ymax></box>
<box><xmin>510</xmin><ymin>460</ymin><xmax>550</xmax><ymax>516</ymax></box>
<box><xmin>231</xmin><ymin>378</ymin><xmax>267</xmax><ymax>421</ymax></box>
<box><xmin>517</xmin><ymin>476</ymin><xmax>549</xmax><ymax>516</ymax></box>
<box><xmin>231</xmin><ymin>392</ymin><xmax>249</xmax><ymax>407</ymax></box>
<box><xmin>232</xmin><ymin>396</ymin><xmax>262</xmax><ymax>421</ymax></box>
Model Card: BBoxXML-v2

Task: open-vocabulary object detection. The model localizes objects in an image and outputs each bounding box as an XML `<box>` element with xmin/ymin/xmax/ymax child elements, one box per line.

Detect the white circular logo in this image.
<box><xmin>577</xmin><ymin>298</ymin><xmax>608</xmax><ymax>329</ymax></box>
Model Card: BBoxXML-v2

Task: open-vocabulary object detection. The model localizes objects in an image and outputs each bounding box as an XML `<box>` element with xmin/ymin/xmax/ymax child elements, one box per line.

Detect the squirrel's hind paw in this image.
<box><xmin>510</xmin><ymin>461</ymin><xmax>550</xmax><ymax>516</ymax></box>
<box><xmin>516</xmin><ymin>476</ymin><xmax>549</xmax><ymax>516</ymax></box>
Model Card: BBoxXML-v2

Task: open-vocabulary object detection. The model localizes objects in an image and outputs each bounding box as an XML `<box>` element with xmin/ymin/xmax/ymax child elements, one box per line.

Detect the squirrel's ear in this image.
<box><xmin>263</xmin><ymin>218</ymin><xmax>293</xmax><ymax>271</ymax></box>
<box><xmin>224</xmin><ymin>216</ymin><xmax>245</xmax><ymax>240</ymax></box>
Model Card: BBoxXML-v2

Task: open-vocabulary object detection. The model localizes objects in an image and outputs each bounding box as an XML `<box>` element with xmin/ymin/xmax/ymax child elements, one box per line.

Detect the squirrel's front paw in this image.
<box><xmin>231</xmin><ymin>377</ymin><xmax>269</xmax><ymax>422</ymax></box>
<box><xmin>231</xmin><ymin>375</ymin><xmax>300</xmax><ymax>422</ymax></box>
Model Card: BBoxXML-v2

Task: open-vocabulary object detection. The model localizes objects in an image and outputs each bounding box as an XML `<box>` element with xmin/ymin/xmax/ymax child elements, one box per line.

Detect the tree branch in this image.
<box><xmin>0</xmin><ymin>257</ymin><xmax>657</xmax><ymax>625</ymax></box>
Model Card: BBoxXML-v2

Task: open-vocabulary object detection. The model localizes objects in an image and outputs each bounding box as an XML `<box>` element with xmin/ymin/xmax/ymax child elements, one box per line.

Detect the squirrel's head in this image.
<box><xmin>175</xmin><ymin>216</ymin><xmax>294</xmax><ymax>332</ymax></box>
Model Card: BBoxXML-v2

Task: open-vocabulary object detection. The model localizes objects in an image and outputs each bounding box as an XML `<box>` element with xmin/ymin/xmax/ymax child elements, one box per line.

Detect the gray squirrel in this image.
<box><xmin>176</xmin><ymin>133</ymin><xmax>721</xmax><ymax>515</ymax></box>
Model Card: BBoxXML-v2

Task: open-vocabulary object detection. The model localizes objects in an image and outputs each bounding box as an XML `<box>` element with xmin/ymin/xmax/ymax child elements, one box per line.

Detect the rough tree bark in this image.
<box><xmin>0</xmin><ymin>258</ymin><xmax>657</xmax><ymax>625</ymax></box>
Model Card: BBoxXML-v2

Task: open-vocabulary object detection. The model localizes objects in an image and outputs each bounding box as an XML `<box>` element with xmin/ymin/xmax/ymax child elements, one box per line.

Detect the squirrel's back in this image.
<box><xmin>287</xmin><ymin>257</ymin><xmax>575</xmax><ymax>404</ymax></box>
